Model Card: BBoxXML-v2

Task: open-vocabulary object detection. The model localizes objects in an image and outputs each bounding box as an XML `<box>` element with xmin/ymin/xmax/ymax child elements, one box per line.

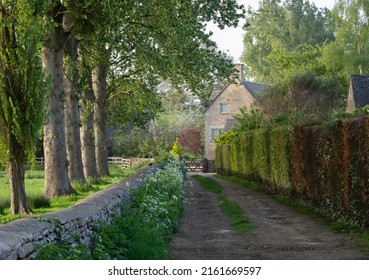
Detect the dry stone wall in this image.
<box><xmin>0</xmin><ymin>167</ymin><xmax>154</xmax><ymax>260</ymax></box>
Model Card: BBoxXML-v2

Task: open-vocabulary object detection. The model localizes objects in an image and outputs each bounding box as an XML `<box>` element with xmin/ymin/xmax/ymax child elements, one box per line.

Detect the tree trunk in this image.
<box><xmin>8</xmin><ymin>136</ymin><xmax>32</xmax><ymax>215</ymax></box>
<box><xmin>80</xmin><ymin>55</ymin><xmax>99</xmax><ymax>179</ymax></box>
<box><xmin>64</xmin><ymin>37</ymin><xmax>86</xmax><ymax>184</ymax></box>
<box><xmin>93</xmin><ymin>63</ymin><xmax>110</xmax><ymax>177</ymax></box>
<box><xmin>42</xmin><ymin>24</ymin><xmax>75</xmax><ymax>198</ymax></box>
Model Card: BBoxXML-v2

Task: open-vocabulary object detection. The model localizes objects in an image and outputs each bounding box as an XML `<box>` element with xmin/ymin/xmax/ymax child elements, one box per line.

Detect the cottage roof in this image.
<box><xmin>242</xmin><ymin>81</ymin><xmax>268</xmax><ymax>98</ymax></box>
<box><xmin>351</xmin><ymin>74</ymin><xmax>369</xmax><ymax>108</ymax></box>
<box><xmin>204</xmin><ymin>80</ymin><xmax>268</xmax><ymax>113</ymax></box>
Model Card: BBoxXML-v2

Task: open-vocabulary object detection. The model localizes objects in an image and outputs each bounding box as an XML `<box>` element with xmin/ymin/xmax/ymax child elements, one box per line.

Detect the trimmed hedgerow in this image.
<box><xmin>269</xmin><ymin>126</ymin><xmax>291</xmax><ymax>193</ymax></box>
<box><xmin>216</xmin><ymin>116</ymin><xmax>369</xmax><ymax>228</ymax></box>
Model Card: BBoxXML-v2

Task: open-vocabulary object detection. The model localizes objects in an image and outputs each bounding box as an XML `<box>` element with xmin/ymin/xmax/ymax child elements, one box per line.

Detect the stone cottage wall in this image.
<box><xmin>0</xmin><ymin>167</ymin><xmax>154</xmax><ymax>260</ymax></box>
<box><xmin>205</xmin><ymin>83</ymin><xmax>256</xmax><ymax>159</ymax></box>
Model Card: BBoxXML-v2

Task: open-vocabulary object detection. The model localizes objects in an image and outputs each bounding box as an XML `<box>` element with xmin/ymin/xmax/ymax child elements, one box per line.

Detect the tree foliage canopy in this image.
<box><xmin>325</xmin><ymin>0</ymin><xmax>369</xmax><ymax>75</ymax></box>
<box><xmin>0</xmin><ymin>0</ymin><xmax>48</xmax><ymax>162</ymax></box>
<box><xmin>241</xmin><ymin>0</ymin><xmax>333</xmax><ymax>82</ymax></box>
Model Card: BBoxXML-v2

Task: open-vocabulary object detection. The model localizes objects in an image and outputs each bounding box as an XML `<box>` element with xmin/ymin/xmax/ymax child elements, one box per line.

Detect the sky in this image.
<box><xmin>209</xmin><ymin>0</ymin><xmax>337</xmax><ymax>63</ymax></box>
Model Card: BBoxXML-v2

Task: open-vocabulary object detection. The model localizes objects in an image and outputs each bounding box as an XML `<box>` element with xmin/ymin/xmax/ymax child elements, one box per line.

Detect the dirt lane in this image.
<box><xmin>168</xmin><ymin>174</ymin><xmax>369</xmax><ymax>260</ymax></box>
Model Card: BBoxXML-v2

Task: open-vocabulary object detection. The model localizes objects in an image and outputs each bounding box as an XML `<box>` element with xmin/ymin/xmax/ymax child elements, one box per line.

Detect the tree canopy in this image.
<box><xmin>324</xmin><ymin>0</ymin><xmax>369</xmax><ymax>76</ymax></box>
<box><xmin>241</xmin><ymin>0</ymin><xmax>334</xmax><ymax>82</ymax></box>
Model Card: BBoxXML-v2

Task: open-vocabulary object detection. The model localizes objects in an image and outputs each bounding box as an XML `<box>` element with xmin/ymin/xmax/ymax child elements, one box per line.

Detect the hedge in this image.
<box><xmin>216</xmin><ymin>116</ymin><xmax>369</xmax><ymax>227</ymax></box>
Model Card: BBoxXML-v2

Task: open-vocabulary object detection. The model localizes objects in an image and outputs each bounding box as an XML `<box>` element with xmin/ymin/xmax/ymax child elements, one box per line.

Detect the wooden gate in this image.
<box><xmin>183</xmin><ymin>159</ymin><xmax>216</xmax><ymax>173</ymax></box>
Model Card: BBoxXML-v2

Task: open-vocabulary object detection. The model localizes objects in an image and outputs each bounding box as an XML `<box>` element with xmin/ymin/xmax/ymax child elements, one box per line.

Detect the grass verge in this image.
<box><xmin>192</xmin><ymin>175</ymin><xmax>255</xmax><ymax>235</ymax></box>
<box><xmin>0</xmin><ymin>164</ymin><xmax>144</xmax><ymax>224</ymax></box>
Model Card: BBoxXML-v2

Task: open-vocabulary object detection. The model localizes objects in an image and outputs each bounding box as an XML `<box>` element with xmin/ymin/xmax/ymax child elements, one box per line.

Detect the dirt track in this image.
<box><xmin>168</xmin><ymin>173</ymin><xmax>369</xmax><ymax>260</ymax></box>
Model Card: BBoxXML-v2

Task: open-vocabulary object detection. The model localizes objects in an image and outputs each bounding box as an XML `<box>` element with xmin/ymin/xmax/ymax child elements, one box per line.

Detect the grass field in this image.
<box><xmin>0</xmin><ymin>164</ymin><xmax>140</xmax><ymax>224</ymax></box>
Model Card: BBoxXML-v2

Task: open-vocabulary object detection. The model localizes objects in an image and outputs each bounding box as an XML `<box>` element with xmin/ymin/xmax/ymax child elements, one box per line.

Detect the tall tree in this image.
<box><xmin>79</xmin><ymin>52</ymin><xmax>99</xmax><ymax>179</ymax></box>
<box><xmin>324</xmin><ymin>0</ymin><xmax>369</xmax><ymax>75</ymax></box>
<box><xmin>42</xmin><ymin>1</ymin><xmax>75</xmax><ymax>197</ymax></box>
<box><xmin>242</xmin><ymin>0</ymin><xmax>333</xmax><ymax>82</ymax></box>
<box><xmin>64</xmin><ymin>36</ymin><xmax>86</xmax><ymax>184</ymax></box>
<box><xmin>0</xmin><ymin>0</ymin><xmax>47</xmax><ymax>214</ymax></box>
<box><xmin>92</xmin><ymin>60</ymin><xmax>110</xmax><ymax>176</ymax></box>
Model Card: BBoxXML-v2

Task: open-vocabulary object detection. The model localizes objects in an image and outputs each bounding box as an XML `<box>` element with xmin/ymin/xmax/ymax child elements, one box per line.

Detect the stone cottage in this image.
<box><xmin>204</xmin><ymin>64</ymin><xmax>268</xmax><ymax>159</ymax></box>
<box><xmin>346</xmin><ymin>74</ymin><xmax>369</xmax><ymax>112</ymax></box>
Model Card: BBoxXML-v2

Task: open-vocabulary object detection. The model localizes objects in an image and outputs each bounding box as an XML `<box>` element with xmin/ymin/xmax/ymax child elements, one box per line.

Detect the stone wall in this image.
<box><xmin>0</xmin><ymin>167</ymin><xmax>153</xmax><ymax>260</ymax></box>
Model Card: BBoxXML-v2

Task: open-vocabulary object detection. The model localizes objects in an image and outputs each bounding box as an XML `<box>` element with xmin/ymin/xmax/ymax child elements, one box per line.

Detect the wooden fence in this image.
<box><xmin>32</xmin><ymin>157</ymin><xmax>215</xmax><ymax>172</ymax></box>
<box><xmin>33</xmin><ymin>157</ymin><xmax>153</xmax><ymax>170</ymax></box>
<box><xmin>108</xmin><ymin>157</ymin><xmax>153</xmax><ymax>170</ymax></box>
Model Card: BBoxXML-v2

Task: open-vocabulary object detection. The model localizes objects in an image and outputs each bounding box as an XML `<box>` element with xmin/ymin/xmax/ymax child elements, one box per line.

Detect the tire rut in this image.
<box><xmin>168</xmin><ymin>173</ymin><xmax>369</xmax><ymax>260</ymax></box>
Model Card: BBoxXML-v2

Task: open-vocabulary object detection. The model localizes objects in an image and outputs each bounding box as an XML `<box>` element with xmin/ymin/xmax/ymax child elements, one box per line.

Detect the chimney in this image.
<box><xmin>234</xmin><ymin>63</ymin><xmax>245</xmax><ymax>83</ymax></box>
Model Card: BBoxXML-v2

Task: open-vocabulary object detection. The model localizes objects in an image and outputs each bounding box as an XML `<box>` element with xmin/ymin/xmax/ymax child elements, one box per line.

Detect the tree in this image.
<box><xmin>92</xmin><ymin>61</ymin><xmax>111</xmax><ymax>177</ymax></box>
<box><xmin>0</xmin><ymin>0</ymin><xmax>48</xmax><ymax>214</ymax></box>
<box><xmin>79</xmin><ymin>52</ymin><xmax>99</xmax><ymax>179</ymax></box>
<box><xmin>109</xmin><ymin>77</ymin><xmax>162</xmax><ymax>130</ymax></box>
<box><xmin>81</xmin><ymin>0</ymin><xmax>245</xmax><ymax>175</ymax></box>
<box><xmin>42</xmin><ymin>0</ymin><xmax>75</xmax><ymax>197</ymax></box>
<box><xmin>37</xmin><ymin>0</ymin><xmax>244</xmax><ymax>187</ymax></box>
<box><xmin>178</xmin><ymin>128</ymin><xmax>204</xmax><ymax>157</ymax></box>
<box><xmin>325</xmin><ymin>0</ymin><xmax>369</xmax><ymax>75</ymax></box>
<box><xmin>258</xmin><ymin>71</ymin><xmax>345</xmax><ymax>124</ymax></box>
<box><xmin>242</xmin><ymin>0</ymin><xmax>333</xmax><ymax>82</ymax></box>
<box><xmin>64</xmin><ymin>36</ymin><xmax>86</xmax><ymax>184</ymax></box>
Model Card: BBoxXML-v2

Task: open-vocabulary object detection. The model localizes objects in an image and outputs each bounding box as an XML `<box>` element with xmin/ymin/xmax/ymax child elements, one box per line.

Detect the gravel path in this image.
<box><xmin>168</xmin><ymin>173</ymin><xmax>369</xmax><ymax>260</ymax></box>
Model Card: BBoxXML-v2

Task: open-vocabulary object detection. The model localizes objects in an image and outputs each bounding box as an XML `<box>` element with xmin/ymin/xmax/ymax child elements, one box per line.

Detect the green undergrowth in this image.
<box><xmin>216</xmin><ymin>174</ymin><xmax>369</xmax><ymax>252</ymax></box>
<box><xmin>0</xmin><ymin>164</ymin><xmax>143</xmax><ymax>224</ymax></box>
<box><xmin>192</xmin><ymin>175</ymin><xmax>255</xmax><ymax>235</ymax></box>
<box><xmin>33</xmin><ymin>158</ymin><xmax>186</xmax><ymax>260</ymax></box>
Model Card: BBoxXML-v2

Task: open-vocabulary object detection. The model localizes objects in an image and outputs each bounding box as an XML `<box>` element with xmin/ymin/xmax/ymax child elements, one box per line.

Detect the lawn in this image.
<box><xmin>0</xmin><ymin>164</ymin><xmax>140</xmax><ymax>224</ymax></box>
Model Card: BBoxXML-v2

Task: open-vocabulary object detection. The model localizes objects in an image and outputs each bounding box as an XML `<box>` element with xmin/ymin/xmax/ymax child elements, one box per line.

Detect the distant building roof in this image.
<box><xmin>350</xmin><ymin>74</ymin><xmax>369</xmax><ymax>108</ymax></box>
<box><xmin>242</xmin><ymin>81</ymin><xmax>269</xmax><ymax>98</ymax></box>
<box><xmin>204</xmin><ymin>81</ymin><xmax>268</xmax><ymax>113</ymax></box>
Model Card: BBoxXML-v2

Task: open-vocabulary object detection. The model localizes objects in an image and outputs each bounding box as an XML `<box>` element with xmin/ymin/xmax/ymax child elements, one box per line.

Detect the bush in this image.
<box><xmin>234</xmin><ymin>107</ymin><xmax>264</xmax><ymax>132</ymax></box>
<box><xmin>28</xmin><ymin>193</ymin><xmax>51</xmax><ymax>209</ymax></box>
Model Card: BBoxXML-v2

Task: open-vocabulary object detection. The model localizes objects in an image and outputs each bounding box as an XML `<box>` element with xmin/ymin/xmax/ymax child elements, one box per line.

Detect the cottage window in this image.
<box><xmin>211</xmin><ymin>128</ymin><xmax>223</xmax><ymax>141</ymax></box>
<box><xmin>220</xmin><ymin>103</ymin><xmax>229</xmax><ymax>114</ymax></box>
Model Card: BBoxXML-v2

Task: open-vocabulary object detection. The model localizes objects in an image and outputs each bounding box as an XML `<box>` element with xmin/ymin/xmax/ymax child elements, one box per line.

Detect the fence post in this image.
<box><xmin>202</xmin><ymin>158</ymin><xmax>209</xmax><ymax>173</ymax></box>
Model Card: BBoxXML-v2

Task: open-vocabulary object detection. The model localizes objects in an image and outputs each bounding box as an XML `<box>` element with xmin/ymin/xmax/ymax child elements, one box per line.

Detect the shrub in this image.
<box><xmin>28</xmin><ymin>193</ymin><xmax>51</xmax><ymax>209</ymax></box>
<box><xmin>170</xmin><ymin>139</ymin><xmax>182</xmax><ymax>157</ymax></box>
<box><xmin>234</xmin><ymin>107</ymin><xmax>264</xmax><ymax>132</ymax></box>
